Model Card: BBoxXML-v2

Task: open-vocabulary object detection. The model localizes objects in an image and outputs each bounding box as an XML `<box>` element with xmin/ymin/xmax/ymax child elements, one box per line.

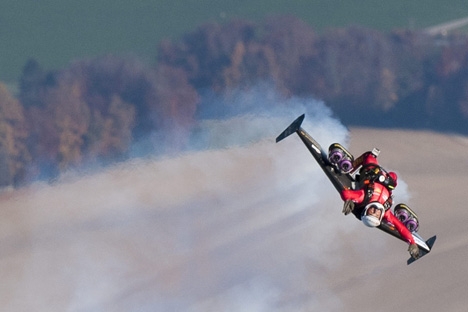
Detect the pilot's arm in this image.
<box><xmin>384</xmin><ymin>210</ymin><xmax>420</xmax><ymax>258</ymax></box>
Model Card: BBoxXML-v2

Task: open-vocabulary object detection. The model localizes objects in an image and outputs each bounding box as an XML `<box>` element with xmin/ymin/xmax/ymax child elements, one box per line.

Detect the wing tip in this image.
<box><xmin>275</xmin><ymin>114</ymin><xmax>305</xmax><ymax>143</ymax></box>
<box><xmin>407</xmin><ymin>235</ymin><xmax>437</xmax><ymax>265</ymax></box>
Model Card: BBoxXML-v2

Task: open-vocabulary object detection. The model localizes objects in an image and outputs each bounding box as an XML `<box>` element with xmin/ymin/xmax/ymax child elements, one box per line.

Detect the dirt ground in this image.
<box><xmin>0</xmin><ymin>126</ymin><xmax>466</xmax><ymax>311</ymax></box>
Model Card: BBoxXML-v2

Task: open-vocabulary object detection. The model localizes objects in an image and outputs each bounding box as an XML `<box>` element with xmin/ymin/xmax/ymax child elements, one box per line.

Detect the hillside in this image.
<box><xmin>0</xmin><ymin>116</ymin><xmax>466</xmax><ymax>311</ymax></box>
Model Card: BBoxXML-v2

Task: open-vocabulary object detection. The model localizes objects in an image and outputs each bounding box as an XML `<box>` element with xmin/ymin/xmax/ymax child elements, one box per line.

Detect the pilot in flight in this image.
<box><xmin>340</xmin><ymin>148</ymin><xmax>420</xmax><ymax>259</ymax></box>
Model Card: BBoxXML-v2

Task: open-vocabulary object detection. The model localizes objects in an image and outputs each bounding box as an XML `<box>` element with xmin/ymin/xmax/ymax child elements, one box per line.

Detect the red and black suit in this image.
<box><xmin>340</xmin><ymin>152</ymin><xmax>415</xmax><ymax>245</ymax></box>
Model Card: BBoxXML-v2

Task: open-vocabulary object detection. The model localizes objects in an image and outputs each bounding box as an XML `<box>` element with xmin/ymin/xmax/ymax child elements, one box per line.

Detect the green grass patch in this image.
<box><xmin>1</xmin><ymin>0</ymin><xmax>467</xmax><ymax>82</ymax></box>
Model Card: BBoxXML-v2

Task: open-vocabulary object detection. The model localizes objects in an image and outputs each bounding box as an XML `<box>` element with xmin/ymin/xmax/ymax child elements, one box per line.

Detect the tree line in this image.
<box><xmin>2</xmin><ymin>15</ymin><xmax>468</xmax><ymax>187</ymax></box>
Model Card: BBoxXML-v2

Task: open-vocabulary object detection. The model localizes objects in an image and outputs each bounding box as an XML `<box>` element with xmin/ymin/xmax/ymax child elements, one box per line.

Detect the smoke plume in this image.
<box><xmin>0</xmin><ymin>86</ymin><xmax>374</xmax><ymax>311</ymax></box>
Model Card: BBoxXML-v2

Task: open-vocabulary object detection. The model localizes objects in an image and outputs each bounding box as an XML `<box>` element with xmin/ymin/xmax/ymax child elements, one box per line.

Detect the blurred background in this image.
<box><xmin>0</xmin><ymin>1</ymin><xmax>467</xmax><ymax>311</ymax></box>
<box><xmin>0</xmin><ymin>1</ymin><xmax>468</xmax><ymax>185</ymax></box>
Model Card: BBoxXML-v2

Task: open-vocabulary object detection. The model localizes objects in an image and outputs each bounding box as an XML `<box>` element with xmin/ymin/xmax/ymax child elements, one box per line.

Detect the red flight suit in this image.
<box><xmin>340</xmin><ymin>152</ymin><xmax>415</xmax><ymax>245</ymax></box>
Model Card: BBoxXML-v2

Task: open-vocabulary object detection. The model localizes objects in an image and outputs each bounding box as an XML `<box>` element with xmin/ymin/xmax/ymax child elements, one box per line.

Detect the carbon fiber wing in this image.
<box><xmin>276</xmin><ymin>114</ymin><xmax>436</xmax><ymax>264</ymax></box>
<box><xmin>276</xmin><ymin>114</ymin><xmax>353</xmax><ymax>192</ymax></box>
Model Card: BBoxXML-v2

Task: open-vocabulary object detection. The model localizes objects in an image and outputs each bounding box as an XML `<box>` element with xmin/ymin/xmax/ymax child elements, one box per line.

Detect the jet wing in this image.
<box><xmin>379</xmin><ymin>220</ymin><xmax>437</xmax><ymax>264</ymax></box>
<box><xmin>276</xmin><ymin>114</ymin><xmax>354</xmax><ymax>193</ymax></box>
<box><xmin>276</xmin><ymin>114</ymin><xmax>436</xmax><ymax>264</ymax></box>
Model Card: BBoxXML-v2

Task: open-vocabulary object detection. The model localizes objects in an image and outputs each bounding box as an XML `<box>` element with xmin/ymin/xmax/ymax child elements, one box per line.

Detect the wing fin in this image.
<box><xmin>407</xmin><ymin>235</ymin><xmax>437</xmax><ymax>265</ymax></box>
<box><xmin>276</xmin><ymin>114</ymin><xmax>305</xmax><ymax>143</ymax></box>
<box><xmin>276</xmin><ymin>114</ymin><xmax>352</xmax><ymax>192</ymax></box>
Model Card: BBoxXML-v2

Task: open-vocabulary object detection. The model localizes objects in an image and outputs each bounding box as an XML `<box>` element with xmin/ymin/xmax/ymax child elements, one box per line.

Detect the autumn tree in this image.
<box><xmin>10</xmin><ymin>15</ymin><xmax>468</xmax><ymax>185</ymax></box>
<box><xmin>303</xmin><ymin>26</ymin><xmax>401</xmax><ymax>112</ymax></box>
<box><xmin>148</xmin><ymin>64</ymin><xmax>199</xmax><ymax>150</ymax></box>
<box><xmin>260</xmin><ymin>15</ymin><xmax>317</xmax><ymax>95</ymax></box>
<box><xmin>25</xmin><ymin>71</ymin><xmax>90</xmax><ymax>171</ymax></box>
<box><xmin>0</xmin><ymin>83</ymin><xmax>30</xmax><ymax>186</ymax></box>
<box><xmin>67</xmin><ymin>57</ymin><xmax>140</xmax><ymax>158</ymax></box>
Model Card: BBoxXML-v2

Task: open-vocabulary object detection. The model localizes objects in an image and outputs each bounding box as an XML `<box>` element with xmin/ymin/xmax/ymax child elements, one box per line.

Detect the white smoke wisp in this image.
<box><xmin>0</xmin><ymin>87</ymin><xmax>383</xmax><ymax>311</ymax></box>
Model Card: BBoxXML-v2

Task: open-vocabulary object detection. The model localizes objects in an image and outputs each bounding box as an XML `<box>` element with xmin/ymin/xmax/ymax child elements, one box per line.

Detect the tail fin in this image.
<box><xmin>407</xmin><ymin>235</ymin><xmax>437</xmax><ymax>265</ymax></box>
<box><xmin>275</xmin><ymin>114</ymin><xmax>305</xmax><ymax>143</ymax></box>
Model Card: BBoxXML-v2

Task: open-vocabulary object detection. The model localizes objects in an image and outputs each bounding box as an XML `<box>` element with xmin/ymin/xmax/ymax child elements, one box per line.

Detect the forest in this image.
<box><xmin>1</xmin><ymin>15</ymin><xmax>468</xmax><ymax>187</ymax></box>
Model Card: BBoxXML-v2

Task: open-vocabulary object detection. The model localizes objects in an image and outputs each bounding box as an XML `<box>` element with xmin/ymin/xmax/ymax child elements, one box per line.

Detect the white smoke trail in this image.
<box><xmin>0</xmin><ymin>87</ymin><xmax>373</xmax><ymax>311</ymax></box>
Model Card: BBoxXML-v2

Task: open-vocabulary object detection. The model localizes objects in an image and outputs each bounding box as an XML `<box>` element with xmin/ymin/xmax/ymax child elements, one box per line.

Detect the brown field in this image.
<box><xmin>0</xmin><ymin>125</ymin><xmax>466</xmax><ymax>311</ymax></box>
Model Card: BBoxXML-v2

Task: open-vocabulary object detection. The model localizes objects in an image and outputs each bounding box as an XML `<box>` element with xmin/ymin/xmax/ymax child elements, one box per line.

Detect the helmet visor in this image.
<box><xmin>364</xmin><ymin>203</ymin><xmax>385</xmax><ymax>221</ymax></box>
